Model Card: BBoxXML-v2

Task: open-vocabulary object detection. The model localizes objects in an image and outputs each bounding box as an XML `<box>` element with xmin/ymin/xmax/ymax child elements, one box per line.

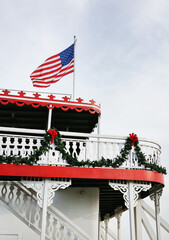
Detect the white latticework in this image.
<box><xmin>109</xmin><ymin>180</ymin><xmax>151</xmax><ymax>208</ymax></box>
<box><xmin>21</xmin><ymin>178</ymin><xmax>71</xmax><ymax>208</ymax></box>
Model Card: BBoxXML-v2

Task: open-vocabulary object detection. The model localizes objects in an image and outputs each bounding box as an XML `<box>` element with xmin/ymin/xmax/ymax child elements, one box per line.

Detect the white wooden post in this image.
<box><xmin>150</xmin><ymin>189</ymin><xmax>162</xmax><ymax>240</ymax></box>
<box><xmin>115</xmin><ymin>206</ymin><xmax>122</xmax><ymax>240</ymax></box>
<box><xmin>134</xmin><ymin>199</ymin><xmax>142</xmax><ymax>240</ymax></box>
<box><xmin>105</xmin><ymin>218</ymin><xmax>109</xmax><ymax>240</ymax></box>
<box><xmin>117</xmin><ymin>213</ymin><xmax>122</xmax><ymax>240</ymax></box>
<box><xmin>128</xmin><ymin>181</ymin><xmax>136</xmax><ymax>240</ymax></box>
<box><xmin>40</xmin><ymin>178</ymin><xmax>49</xmax><ymax>240</ymax></box>
<box><xmin>154</xmin><ymin>191</ymin><xmax>161</xmax><ymax>240</ymax></box>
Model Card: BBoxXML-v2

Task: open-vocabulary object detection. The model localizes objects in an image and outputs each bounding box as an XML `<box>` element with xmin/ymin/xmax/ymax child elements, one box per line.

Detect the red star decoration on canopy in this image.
<box><xmin>76</xmin><ymin>97</ymin><xmax>84</xmax><ymax>103</ymax></box>
<box><xmin>33</xmin><ymin>93</ymin><xmax>41</xmax><ymax>99</ymax></box>
<box><xmin>89</xmin><ymin>99</ymin><xmax>96</xmax><ymax>105</ymax></box>
<box><xmin>48</xmin><ymin>94</ymin><xmax>56</xmax><ymax>100</ymax></box>
<box><xmin>18</xmin><ymin>91</ymin><xmax>26</xmax><ymax>97</ymax></box>
<box><xmin>62</xmin><ymin>96</ymin><xmax>70</xmax><ymax>102</ymax></box>
<box><xmin>2</xmin><ymin>89</ymin><xmax>10</xmax><ymax>95</ymax></box>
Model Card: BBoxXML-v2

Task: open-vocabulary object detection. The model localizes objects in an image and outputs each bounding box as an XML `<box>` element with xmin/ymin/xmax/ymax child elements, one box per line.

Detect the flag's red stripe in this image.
<box><xmin>31</xmin><ymin>63</ymin><xmax>62</xmax><ymax>74</ymax></box>
<box><xmin>31</xmin><ymin>66</ymin><xmax>62</xmax><ymax>78</ymax></box>
<box><xmin>45</xmin><ymin>53</ymin><xmax>60</xmax><ymax>61</ymax></box>
<box><xmin>31</xmin><ymin>62</ymin><xmax>74</xmax><ymax>81</ymax></box>
<box><xmin>33</xmin><ymin>84</ymin><xmax>51</xmax><ymax>88</ymax></box>
<box><xmin>32</xmin><ymin>67</ymin><xmax>74</xmax><ymax>85</ymax></box>
<box><xmin>31</xmin><ymin>59</ymin><xmax>74</xmax><ymax>79</ymax></box>
<box><xmin>42</xmin><ymin>58</ymin><xmax>60</xmax><ymax>66</ymax></box>
<box><xmin>31</xmin><ymin>59</ymin><xmax>60</xmax><ymax>74</ymax></box>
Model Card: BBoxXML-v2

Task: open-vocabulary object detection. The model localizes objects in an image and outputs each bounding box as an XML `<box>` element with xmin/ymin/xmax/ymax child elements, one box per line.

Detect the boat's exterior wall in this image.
<box><xmin>0</xmin><ymin>201</ymin><xmax>39</xmax><ymax>240</ymax></box>
<box><xmin>53</xmin><ymin>187</ymin><xmax>99</xmax><ymax>239</ymax></box>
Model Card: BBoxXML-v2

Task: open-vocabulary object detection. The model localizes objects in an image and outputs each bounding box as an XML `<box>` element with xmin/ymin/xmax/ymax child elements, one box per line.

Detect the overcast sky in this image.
<box><xmin>0</xmin><ymin>0</ymin><xmax>169</xmax><ymax>237</ymax></box>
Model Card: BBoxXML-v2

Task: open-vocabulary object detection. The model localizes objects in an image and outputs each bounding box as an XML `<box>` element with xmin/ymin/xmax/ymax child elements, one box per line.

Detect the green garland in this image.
<box><xmin>0</xmin><ymin>129</ymin><xmax>166</xmax><ymax>174</ymax></box>
<box><xmin>0</xmin><ymin>133</ymin><xmax>51</xmax><ymax>165</ymax></box>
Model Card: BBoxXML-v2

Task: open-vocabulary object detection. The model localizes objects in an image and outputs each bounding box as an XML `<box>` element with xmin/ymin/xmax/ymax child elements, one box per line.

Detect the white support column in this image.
<box><xmin>134</xmin><ymin>199</ymin><xmax>142</xmax><ymax>240</ymax></box>
<box><xmin>40</xmin><ymin>178</ymin><xmax>49</xmax><ymax>240</ymax></box>
<box><xmin>47</xmin><ymin>107</ymin><xmax>53</xmax><ymax>130</ymax></box>
<box><xmin>150</xmin><ymin>189</ymin><xmax>162</xmax><ymax>240</ymax></box>
<box><xmin>115</xmin><ymin>206</ymin><xmax>122</xmax><ymax>240</ymax></box>
<box><xmin>128</xmin><ymin>182</ymin><xmax>135</xmax><ymax>240</ymax></box>
<box><xmin>155</xmin><ymin>192</ymin><xmax>161</xmax><ymax>240</ymax></box>
<box><xmin>104</xmin><ymin>217</ymin><xmax>109</xmax><ymax>240</ymax></box>
<box><xmin>116</xmin><ymin>213</ymin><xmax>122</xmax><ymax>240</ymax></box>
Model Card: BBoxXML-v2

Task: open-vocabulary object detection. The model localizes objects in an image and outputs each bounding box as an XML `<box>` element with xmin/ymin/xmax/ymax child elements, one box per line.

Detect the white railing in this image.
<box><xmin>0</xmin><ymin>88</ymin><xmax>72</xmax><ymax>100</ymax></box>
<box><xmin>0</xmin><ymin>181</ymin><xmax>91</xmax><ymax>240</ymax></box>
<box><xmin>0</xmin><ymin>127</ymin><xmax>161</xmax><ymax>169</ymax></box>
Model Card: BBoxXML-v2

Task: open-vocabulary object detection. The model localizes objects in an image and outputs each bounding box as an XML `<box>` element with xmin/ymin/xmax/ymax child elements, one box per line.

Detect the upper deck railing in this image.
<box><xmin>0</xmin><ymin>127</ymin><xmax>161</xmax><ymax>170</ymax></box>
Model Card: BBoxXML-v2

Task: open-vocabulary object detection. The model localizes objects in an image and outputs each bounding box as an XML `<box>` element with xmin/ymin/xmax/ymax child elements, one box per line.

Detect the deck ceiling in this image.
<box><xmin>0</xmin><ymin>103</ymin><xmax>99</xmax><ymax>133</ymax></box>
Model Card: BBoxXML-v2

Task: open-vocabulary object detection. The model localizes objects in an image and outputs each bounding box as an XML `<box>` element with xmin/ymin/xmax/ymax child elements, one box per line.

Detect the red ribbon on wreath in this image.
<box><xmin>129</xmin><ymin>133</ymin><xmax>138</xmax><ymax>146</ymax></box>
<box><xmin>48</xmin><ymin>129</ymin><xmax>58</xmax><ymax>143</ymax></box>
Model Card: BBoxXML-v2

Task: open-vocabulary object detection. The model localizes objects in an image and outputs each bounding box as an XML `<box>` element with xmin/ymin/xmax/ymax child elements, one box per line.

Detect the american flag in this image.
<box><xmin>30</xmin><ymin>44</ymin><xmax>74</xmax><ymax>88</ymax></box>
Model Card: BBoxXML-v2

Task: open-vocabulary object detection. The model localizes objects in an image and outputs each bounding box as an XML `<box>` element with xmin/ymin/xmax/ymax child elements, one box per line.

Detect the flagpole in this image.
<box><xmin>73</xmin><ymin>36</ymin><xmax>77</xmax><ymax>101</ymax></box>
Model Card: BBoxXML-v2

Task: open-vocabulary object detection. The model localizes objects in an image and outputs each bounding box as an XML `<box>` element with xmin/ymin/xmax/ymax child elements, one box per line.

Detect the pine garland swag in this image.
<box><xmin>0</xmin><ymin>129</ymin><xmax>166</xmax><ymax>175</ymax></box>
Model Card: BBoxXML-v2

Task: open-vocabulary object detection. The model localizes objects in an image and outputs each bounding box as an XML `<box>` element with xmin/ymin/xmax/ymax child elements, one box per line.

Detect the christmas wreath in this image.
<box><xmin>0</xmin><ymin>129</ymin><xmax>166</xmax><ymax>174</ymax></box>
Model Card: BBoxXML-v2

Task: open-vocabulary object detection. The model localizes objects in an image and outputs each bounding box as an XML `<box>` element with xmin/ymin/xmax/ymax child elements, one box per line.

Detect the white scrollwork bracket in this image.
<box><xmin>109</xmin><ymin>180</ymin><xmax>151</xmax><ymax>209</ymax></box>
<box><xmin>21</xmin><ymin>178</ymin><xmax>71</xmax><ymax>208</ymax></box>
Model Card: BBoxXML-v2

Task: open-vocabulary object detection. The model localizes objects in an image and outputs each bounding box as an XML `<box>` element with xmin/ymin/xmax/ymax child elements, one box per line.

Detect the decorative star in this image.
<box><xmin>33</xmin><ymin>93</ymin><xmax>41</xmax><ymax>98</ymax></box>
<box><xmin>48</xmin><ymin>94</ymin><xmax>56</xmax><ymax>100</ymax></box>
<box><xmin>62</xmin><ymin>96</ymin><xmax>70</xmax><ymax>102</ymax></box>
<box><xmin>2</xmin><ymin>89</ymin><xmax>10</xmax><ymax>95</ymax></box>
<box><xmin>76</xmin><ymin>97</ymin><xmax>84</xmax><ymax>103</ymax></box>
<box><xmin>89</xmin><ymin>99</ymin><xmax>96</xmax><ymax>105</ymax></box>
<box><xmin>18</xmin><ymin>91</ymin><xmax>26</xmax><ymax>97</ymax></box>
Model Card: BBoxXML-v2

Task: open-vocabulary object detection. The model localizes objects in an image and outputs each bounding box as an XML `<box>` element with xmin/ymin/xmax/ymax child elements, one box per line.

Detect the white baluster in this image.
<box><xmin>105</xmin><ymin>142</ymin><xmax>110</xmax><ymax>159</ymax></box>
<box><xmin>69</xmin><ymin>231</ymin><xmax>75</xmax><ymax>240</ymax></box>
<box><xmin>33</xmin><ymin>205</ymin><xmax>41</xmax><ymax>229</ymax></box>
<box><xmin>62</xmin><ymin>225</ymin><xmax>68</xmax><ymax>240</ymax></box>
<box><xmin>20</xmin><ymin>192</ymin><xmax>29</xmax><ymax>220</ymax></box>
<box><xmin>71</xmin><ymin>141</ymin><xmax>76</xmax><ymax>158</ymax></box>
<box><xmin>65</xmin><ymin>141</ymin><xmax>70</xmax><ymax>154</ymax></box>
<box><xmin>47</xmin><ymin>214</ymin><xmax>55</xmax><ymax>239</ymax></box>
<box><xmin>6</xmin><ymin>137</ymin><xmax>11</xmax><ymax>156</ymax></box>
<box><xmin>55</xmin><ymin>220</ymin><xmax>61</xmax><ymax>239</ymax></box>
<box><xmin>112</xmin><ymin>143</ymin><xmax>117</xmax><ymax>159</ymax></box>
<box><xmin>77</xmin><ymin>141</ymin><xmax>85</xmax><ymax>161</ymax></box>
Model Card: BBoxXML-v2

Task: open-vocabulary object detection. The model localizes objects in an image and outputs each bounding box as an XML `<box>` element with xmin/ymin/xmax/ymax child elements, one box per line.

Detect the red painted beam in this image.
<box><xmin>0</xmin><ymin>164</ymin><xmax>164</xmax><ymax>185</ymax></box>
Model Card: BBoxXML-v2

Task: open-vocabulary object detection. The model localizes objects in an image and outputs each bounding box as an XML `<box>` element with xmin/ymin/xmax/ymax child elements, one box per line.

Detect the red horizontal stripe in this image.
<box><xmin>31</xmin><ymin>58</ymin><xmax>60</xmax><ymax>75</ymax></box>
<box><xmin>31</xmin><ymin>66</ymin><xmax>62</xmax><ymax>78</ymax></box>
<box><xmin>31</xmin><ymin>62</ymin><xmax>61</xmax><ymax>75</ymax></box>
<box><xmin>31</xmin><ymin>63</ymin><xmax>74</xmax><ymax>83</ymax></box>
<box><xmin>32</xmin><ymin>68</ymin><xmax>74</xmax><ymax>84</ymax></box>
<box><xmin>41</xmin><ymin>58</ymin><xmax>60</xmax><ymax>67</ymax></box>
<box><xmin>31</xmin><ymin>60</ymin><xmax>74</xmax><ymax>80</ymax></box>
<box><xmin>33</xmin><ymin>84</ymin><xmax>50</xmax><ymax>88</ymax></box>
<box><xmin>0</xmin><ymin>164</ymin><xmax>164</xmax><ymax>184</ymax></box>
<box><xmin>45</xmin><ymin>53</ymin><xmax>60</xmax><ymax>61</ymax></box>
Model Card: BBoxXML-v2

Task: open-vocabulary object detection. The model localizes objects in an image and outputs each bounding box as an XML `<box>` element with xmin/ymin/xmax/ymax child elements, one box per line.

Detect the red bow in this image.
<box><xmin>129</xmin><ymin>133</ymin><xmax>138</xmax><ymax>146</ymax></box>
<box><xmin>48</xmin><ymin>129</ymin><xmax>58</xmax><ymax>143</ymax></box>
